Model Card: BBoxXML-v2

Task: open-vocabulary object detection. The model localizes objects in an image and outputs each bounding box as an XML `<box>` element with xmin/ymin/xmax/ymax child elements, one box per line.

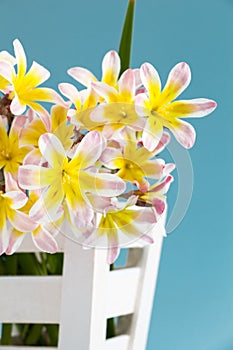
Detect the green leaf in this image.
<box><xmin>118</xmin><ymin>0</ymin><xmax>135</xmax><ymax>74</ymax></box>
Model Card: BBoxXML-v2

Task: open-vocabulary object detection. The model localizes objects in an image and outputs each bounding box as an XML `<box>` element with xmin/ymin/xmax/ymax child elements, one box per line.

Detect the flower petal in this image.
<box><xmin>19</xmin><ymin>165</ymin><xmax>57</xmax><ymax>190</ymax></box>
<box><xmin>39</xmin><ymin>133</ymin><xmax>66</xmax><ymax>168</ymax></box>
<box><xmin>169</xmin><ymin>118</ymin><xmax>196</xmax><ymax>148</ymax></box>
<box><xmin>24</xmin><ymin>61</ymin><xmax>50</xmax><ymax>87</ymax></box>
<box><xmin>32</xmin><ymin>226</ymin><xmax>58</xmax><ymax>253</ymax></box>
<box><xmin>164</xmin><ymin>98</ymin><xmax>217</xmax><ymax>118</ymax></box>
<box><xmin>0</xmin><ymin>218</ymin><xmax>9</xmax><ymax>255</ymax></box>
<box><xmin>79</xmin><ymin>171</ymin><xmax>126</xmax><ymax>197</ymax></box>
<box><xmin>118</xmin><ymin>69</ymin><xmax>135</xmax><ymax>101</ymax></box>
<box><xmin>68</xmin><ymin>67</ymin><xmax>97</xmax><ymax>86</ymax></box>
<box><xmin>13</xmin><ymin>39</ymin><xmax>27</xmax><ymax>78</ymax></box>
<box><xmin>91</xmin><ymin>81</ymin><xmax>118</xmax><ymax>102</ymax></box>
<box><xmin>10</xmin><ymin>94</ymin><xmax>26</xmax><ymax>115</ymax></box>
<box><xmin>160</xmin><ymin>62</ymin><xmax>191</xmax><ymax>104</ymax></box>
<box><xmin>8</xmin><ymin>209</ymin><xmax>37</xmax><ymax>232</ymax></box>
<box><xmin>5</xmin><ymin>229</ymin><xmax>25</xmax><ymax>255</ymax></box>
<box><xmin>29</xmin><ymin>185</ymin><xmax>64</xmax><ymax>223</ymax></box>
<box><xmin>142</xmin><ymin>116</ymin><xmax>163</xmax><ymax>151</ymax></box>
<box><xmin>140</xmin><ymin>63</ymin><xmax>161</xmax><ymax>104</ymax></box>
<box><xmin>102</xmin><ymin>50</ymin><xmax>120</xmax><ymax>86</ymax></box>
<box><xmin>58</xmin><ymin>82</ymin><xmax>82</xmax><ymax>110</ymax></box>
<box><xmin>3</xmin><ymin>190</ymin><xmax>28</xmax><ymax>210</ymax></box>
<box><xmin>70</xmin><ymin>130</ymin><xmax>106</xmax><ymax>169</ymax></box>
<box><xmin>0</xmin><ymin>60</ymin><xmax>15</xmax><ymax>84</ymax></box>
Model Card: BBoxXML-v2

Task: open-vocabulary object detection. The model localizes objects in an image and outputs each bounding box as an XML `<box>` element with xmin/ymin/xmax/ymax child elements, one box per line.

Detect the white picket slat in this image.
<box><xmin>105</xmin><ymin>335</ymin><xmax>130</xmax><ymax>350</ymax></box>
<box><xmin>106</xmin><ymin>267</ymin><xmax>140</xmax><ymax>318</ymax></box>
<box><xmin>0</xmin><ymin>276</ymin><xmax>61</xmax><ymax>323</ymax></box>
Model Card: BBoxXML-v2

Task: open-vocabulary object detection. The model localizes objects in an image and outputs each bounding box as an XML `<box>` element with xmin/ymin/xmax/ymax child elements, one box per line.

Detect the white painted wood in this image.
<box><xmin>105</xmin><ymin>335</ymin><xmax>130</xmax><ymax>350</ymax></box>
<box><xmin>127</xmin><ymin>218</ymin><xmax>165</xmax><ymax>350</ymax></box>
<box><xmin>58</xmin><ymin>240</ymin><xmax>109</xmax><ymax>350</ymax></box>
<box><xmin>0</xmin><ymin>276</ymin><xmax>61</xmax><ymax>323</ymax></box>
<box><xmin>106</xmin><ymin>267</ymin><xmax>140</xmax><ymax>318</ymax></box>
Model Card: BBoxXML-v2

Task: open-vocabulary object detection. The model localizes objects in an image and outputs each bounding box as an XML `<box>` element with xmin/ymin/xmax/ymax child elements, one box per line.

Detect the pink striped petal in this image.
<box><xmin>140</xmin><ymin>63</ymin><xmax>161</xmax><ymax>103</ymax></box>
<box><xmin>4</xmin><ymin>172</ymin><xmax>20</xmax><ymax>191</ymax></box>
<box><xmin>23</xmin><ymin>148</ymin><xmax>43</xmax><ymax>165</ymax></box>
<box><xmin>142</xmin><ymin>116</ymin><xmax>163</xmax><ymax>151</ymax></box>
<box><xmin>3</xmin><ymin>190</ymin><xmax>28</xmax><ymax>209</ymax></box>
<box><xmin>107</xmin><ymin>245</ymin><xmax>120</xmax><ymax>264</ymax></box>
<box><xmin>152</xmin><ymin>132</ymin><xmax>171</xmax><ymax>154</ymax></box>
<box><xmin>71</xmin><ymin>130</ymin><xmax>106</xmax><ymax>169</ymax></box>
<box><xmin>149</xmin><ymin>175</ymin><xmax>174</xmax><ymax>195</ymax></box>
<box><xmin>13</xmin><ymin>39</ymin><xmax>27</xmax><ymax>77</ymax></box>
<box><xmin>19</xmin><ymin>165</ymin><xmax>56</xmax><ymax>190</ymax></box>
<box><xmin>5</xmin><ymin>229</ymin><xmax>25</xmax><ymax>255</ymax></box>
<box><xmin>58</xmin><ymin>82</ymin><xmax>82</xmax><ymax>110</ymax></box>
<box><xmin>32</xmin><ymin>226</ymin><xmax>58</xmax><ymax>253</ymax></box>
<box><xmin>165</xmin><ymin>98</ymin><xmax>217</xmax><ymax>118</ymax></box>
<box><xmin>100</xmin><ymin>147</ymin><xmax>122</xmax><ymax>169</ymax></box>
<box><xmin>68</xmin><ymin>67</ymin><xmax>97</xmax><ymax>86</ymax></box>
<box><xmin>39</xmin><ymin>133</ymin><xmax>66</xmax><ymax>168</ymax></box>
<box><xmin>79</xmin><ymin>171</ymin><xmax>126</xmax><ymax>197</ymax></box>
<box><xmin>8</xmin><ymin>209</ymin><xmax>37</xmax><ymax>232</ymax></box>
<box><xmin>29</xmin><ymin>184</ymin><xmax>64</xmax><ymax>223</ymax></box>
<box><xmin>170</xmin><ymin>119</ymin><xmax>196</xmax><ymax>148</ymax></box>
<box><xmin>66</xmin><ymin>196</ymin><xmax>94</xmax><ymax>228</ymax></box>
<box><xmin>118</xmin><ymin>69</ymin><xmax>135</xmax><ymax>101</ymax></box>
<box><xmin>160</xmin><ymin>62</ymin><xmax>191</xmax><ymax>104</ymax></box>
<box><xmin>91</xmin><ymin>81</ymin><xmax>118</xmax><ymax>102</ymax></box>
<box><xmin>133</xmin><ymin>68</ymin><xmax>142</xmax><ymax>88</ymax></box>
<box><xmin>102</xmin><ymin>50</ymin><xmax>120</xmax><ymax>86</ymax></box>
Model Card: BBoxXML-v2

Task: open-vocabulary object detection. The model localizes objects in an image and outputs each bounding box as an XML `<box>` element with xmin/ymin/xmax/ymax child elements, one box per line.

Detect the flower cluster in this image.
<box><xmin>0</xmin><ymin>39</ymin><xmax>217</xmax><ymax>263</ymax></box>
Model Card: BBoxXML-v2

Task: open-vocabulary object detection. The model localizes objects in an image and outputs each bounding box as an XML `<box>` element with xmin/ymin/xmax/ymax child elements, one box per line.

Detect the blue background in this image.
<box><xmin>1</xmin><ymin>0</ymin><xmax>232</xmax><ymax>349</ymax></box>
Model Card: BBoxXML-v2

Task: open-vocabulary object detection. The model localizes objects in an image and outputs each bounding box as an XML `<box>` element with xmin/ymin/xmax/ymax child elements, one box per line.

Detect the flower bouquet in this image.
<box><xmin>0</xmin><ymin>0</ymin><xmax>216</xmax><ymax>348</ymax></box>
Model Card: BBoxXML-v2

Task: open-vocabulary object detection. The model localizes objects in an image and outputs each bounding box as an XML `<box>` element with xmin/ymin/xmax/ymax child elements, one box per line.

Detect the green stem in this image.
<box><xmin>1</xmin><ymin>324</ymin><xmax>12</xmax><ymax>345</ymax></box>
<box><xmin>118</xmin><ymin>0</ymin><xmax>135</xmax><ymax>74</ymax></box>
<box><xmin>46</xmin><ymin>324</ymin><xmax>59</xmax><ymax>346</ymax></box>
<box><xmin>24</xmin><ymin>324</ymin><xmax>43</xmax><ymax>345</ymax></box>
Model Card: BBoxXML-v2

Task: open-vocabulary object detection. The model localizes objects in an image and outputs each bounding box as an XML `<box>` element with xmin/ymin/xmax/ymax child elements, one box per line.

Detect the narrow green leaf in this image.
<box><xmin>118</xmin><ymin>0</ymin><xmax>135</xmax><ymax>74</ymax></box>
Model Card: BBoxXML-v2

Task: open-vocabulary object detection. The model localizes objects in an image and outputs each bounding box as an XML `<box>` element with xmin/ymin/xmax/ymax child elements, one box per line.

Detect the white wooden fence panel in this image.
<box><xmin>58</xmin><ymin>239</ymin><xmax>109</xmax><ymax>350</ymax></box>
<box><xmin>106</xmin><ymin>267</ymin><xmax>140</xmax><ymax>318</ymax></box>
<box><xmin>105</xmin><ymin>335</ymin><xmax>130</xmax><ymax>350</ymax></box>
<box><xmin>0</xmin><ymin>276</ymin><xmax>61</xmax><ymax>323</ymax></box>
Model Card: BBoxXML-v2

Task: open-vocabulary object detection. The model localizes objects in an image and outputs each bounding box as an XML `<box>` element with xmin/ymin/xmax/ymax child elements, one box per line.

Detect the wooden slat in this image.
<box><xmin>58</xmin><ymin>240</ymin><xmax>109</xmax><ymax>350</ymax></box>
<box><xmin>105</xmin><ymin>335</ymin><xmax>130</xmax><ymax>350</ymax></box>
<box><xmin>0</xmin><ymin>276</ymin><xmax>61</xmax><ymax>323</ymax></box>
<box><xmin>106</xmin><ymin>267</ymin><xmax>140</xmax><ymax>318</ymax></box>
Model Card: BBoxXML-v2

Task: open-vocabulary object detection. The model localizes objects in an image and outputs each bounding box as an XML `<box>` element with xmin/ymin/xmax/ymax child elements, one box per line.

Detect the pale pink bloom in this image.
<box><xmin>135</xmin><ymin>62</ymin><xmax>217</xmax><ymax>150</ymax></box>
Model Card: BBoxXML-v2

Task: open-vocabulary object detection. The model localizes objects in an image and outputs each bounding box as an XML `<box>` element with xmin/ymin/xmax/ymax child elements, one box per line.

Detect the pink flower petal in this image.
<box><xmin>102</xmin><ymin>50</ymin><xmax>120</xmax><ymax>86</ymax></box>
<box><xmin>140</xmin><ymin>62</ymin><xmax>161</xmax><ymax>102</ymax></box>
<box><xmin>3</xmin><ymin>190</ymin><xmax>28</xmax><ymax>210</ymax></box>
<box><xmin>68</xmin><ymin>67</ymin><xmax>97</xmax><ymax>86</ymax></box>
<box><xmin>32</xmin><ymin>226</ymin><xmax>58</xmax><ymax>253</ymax></box>
<box><xmin>5</xmin><ymin>229</ymin><xmax>25</xmax><ymax>255</ymax></box>
<box><xmin>0</xmin><ymin>60</ymin><xmax>15</xmax><ymax>83</ymax></box>
<box><xmin>165</xmin><ymin>98</ymin><xmax>217</xmax><ymax>118</ymax></box>
<box><xmin>24</xmin><ymin>61</ymin><xmax>50</xmax><ymax>87</ymax></box>
<box><xmin>142</xmin><ymin>116</ymin><xmax>163</xmax><ymax>151</ymax></box>
<box><xmin>58</xmin><ymin>82</ymin><xmax>82</xmax><ymax>110</ymax></box>
<box><xmin>13</xmin><ymin>39</ymin><xmax>27</xmax><ymax>77</ymax></box>
<box><xmin>39</xmin><ymin>133</ymin><xmax>66</xmax><ymax>168</ymax></box>
<box><xmin>71</xmin><ymin>130</ymin><xmax>106</xmax><ymax>169</ymax></box>
<box><xmin>10</xmin><ymin>94</ymin><xmax>26</xmax><ymax>115</ymax></box>
<box><xmin>0</xmin><ymin>219</ymin><xmax>9</xmax><ymax>255</ymax></box>
<box><xmin>91</xmin><ymin>81</ymin><xmax>118</xmax><ymax>102</ymax></box>
<box><xmin>118</xmin><ymin>69</ymin><xmax>135</xmax><ymax>101</ymax></box>
<box><xmin>170</xmin><ymin>118</ymin><xmax>196</xmax><ymax>148</ymax></box>
<box><xmin>151</xmin><ymin>197</ymin><xmax>166</xmax><ymax>215</ymax></box>
<box><xmin>8</xmin><ymin>209</ymin><xmax>37</xmax><ymax>232</ymax></box>
<box><xmin>18</xmin><ymin>165</ymin><xmax>55</xmax><ymax>190</ymax></box>
<box><xmin>160</xmin><ymin>62</ymin><xmax>191</xmax><ymax>104</ymax></box>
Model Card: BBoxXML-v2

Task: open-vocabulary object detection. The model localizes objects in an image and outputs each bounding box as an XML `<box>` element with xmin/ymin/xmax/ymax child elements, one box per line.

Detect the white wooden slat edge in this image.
<box><xmin>106</xmin><ymin>267</ymin><xmax>140</xmax><ymax>318</ymax></box>
<box><xmin>105</xmin><ymin>334</ymin><xmax>130</xmax><ymax>350</ymax></box>
<box><xmin>0</xmin><ymin>276</ymin><xmax>61</xmax><ymax>323</ymax></box>
<box><xmin>127</xmin><ymin>217</ymin><xmax>165</xmax><ymax>350</ymax></box>
<box><xmin>58</xmin><ymin>239</ymin><xmax>109</xmax><ymax>350</ymax></box>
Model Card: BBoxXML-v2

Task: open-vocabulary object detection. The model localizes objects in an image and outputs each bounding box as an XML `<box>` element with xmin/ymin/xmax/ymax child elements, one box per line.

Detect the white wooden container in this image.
<box><xmin>0</xmin><ymin>217</ymin><xmax>165</xmax><ymax>350</ymax></box>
